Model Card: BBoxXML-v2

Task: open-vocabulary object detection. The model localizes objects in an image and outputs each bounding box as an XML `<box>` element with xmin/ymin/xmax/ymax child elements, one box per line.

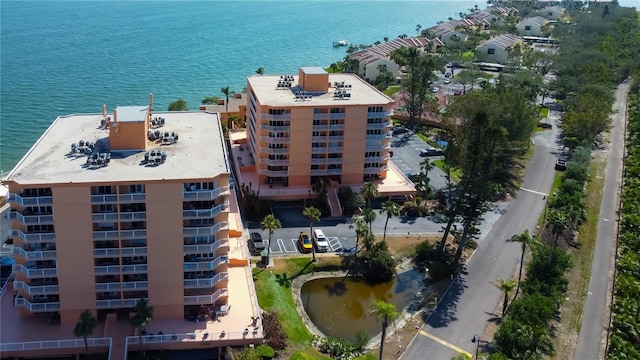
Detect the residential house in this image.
<box><xmin>516</xmin><ymin>16</ymin><xmax>550</xmax><ymax>37</ymax></box>
<box><xmin>476</xmin><ymin>33</ymin><xmax>523</xmax><ymax>64</ymax></box>
<box><xmin>542</xmin><ymin>5</ymin><xmax>565</xmax><ymax>21</ymax></box>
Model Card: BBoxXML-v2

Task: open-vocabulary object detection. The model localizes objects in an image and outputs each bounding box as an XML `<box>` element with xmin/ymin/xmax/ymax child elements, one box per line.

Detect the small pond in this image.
<box><xmin>300</xmin><ymin>269</ymin><xmax>425</xmax><ymax>342</ymax></box>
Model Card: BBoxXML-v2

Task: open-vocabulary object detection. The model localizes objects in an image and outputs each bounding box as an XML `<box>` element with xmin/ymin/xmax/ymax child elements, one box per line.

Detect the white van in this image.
<box><xmin>312</xmin><ymin>229</ymin><xmax>329</xmax><ymax>252</ymax></box>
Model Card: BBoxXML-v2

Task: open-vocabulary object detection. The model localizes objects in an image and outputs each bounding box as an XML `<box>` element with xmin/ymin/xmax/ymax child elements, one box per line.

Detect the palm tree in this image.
<box><xmin>507</xmin><ymin>230</ymin><xmax>535</xmax><ymax>297</ymax></box>
<box><xmin>255</xmin><ymin>67</ymin><xmax>265</xmax><ymax>75</ymax></box>
<box><xmin>380</xmin><ymin>201</ymin><xmax>400</xmax><ymax>243</ymax></box>
<box><xmin>351</xmin><ymin>216</ymin><xmax>369</xmax><ymax>257</ymax></box>
<box><xmin>73</xmin><ymin>309</ymin><xmax>97</xmax><ymax>355</ymax></box>
<box><xmin>495</xmin><ymin>279</ymin><xmax>517</xmax><ymax>318</ymax></box>
<box><xmin>362</xmin><ymin>207</ymin><xmax>376</xmax><ymax>233</ymax></box>
<box><xmin>547</xmin><ymin>209</ymin><xmax>569</xmax><ymax>250</ymax></box>
<box><xmin>360</xmin><ymin>182</ymin><xmax>379</xmax><ymax>209</ymax></box>
<box><xmin>130</xmin><ymin>298</ymin><xmax>154</xmax><ymax>355</ymax></box>
<box><xmin>302</xmin><ymin>206</ymin><xmax>321</xmax><ymax>262</ymax></box>
<box><xmin>220</xmin><ymin>86</ymin><xmax>235</xmax><ymax>129</ymax></box>
<box><xmin>260</xmin><ymin>214</ymin><xmax>282</xmax><ymax>265</ymax></box>
<box><xmin>371</xmin><ymin>300</ymin><xmax>398</xmax><ymax>360</ymax></box>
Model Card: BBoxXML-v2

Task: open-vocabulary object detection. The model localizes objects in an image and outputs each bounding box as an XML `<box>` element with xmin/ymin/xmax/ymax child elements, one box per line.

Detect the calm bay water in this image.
<box><xmin>1</xmin><ymin>0</ymin><xmax>636</xmax><ymax>172</ymax></box>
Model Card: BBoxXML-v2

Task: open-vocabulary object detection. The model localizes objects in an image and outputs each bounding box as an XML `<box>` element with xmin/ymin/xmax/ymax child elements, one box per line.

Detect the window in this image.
<box><xmin>129</xmin><ymin>185</ymin><xmax>144</xmax><ymax>193</ymax></box>
<box><xmin>487</xmin><ymin>48</ymin><xmax>496</xmax><ymax>55</ymax></box>
<box><xmin>525</xmin><ymin>25</ymin><xmax>531</xmax><ymax>31</ymax></box>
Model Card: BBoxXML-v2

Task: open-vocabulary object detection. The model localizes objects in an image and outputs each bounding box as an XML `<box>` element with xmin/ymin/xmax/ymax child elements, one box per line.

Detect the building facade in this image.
<box><xmin>2</xmin><ymin>96</ymin><xmax>261</xmax><ymax>358</ymax></box>
<box><xmin>244</xmin><ymin>67</ymin><xmax>395</xmax><ymax>193</ymax></box>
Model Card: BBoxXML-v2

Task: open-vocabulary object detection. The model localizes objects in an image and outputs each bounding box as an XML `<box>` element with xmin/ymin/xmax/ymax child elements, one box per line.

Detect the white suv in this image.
<box><xmin>312</xmin><ymin>229</ymin><xmax>329</xmax><ymax>253</ymax></box>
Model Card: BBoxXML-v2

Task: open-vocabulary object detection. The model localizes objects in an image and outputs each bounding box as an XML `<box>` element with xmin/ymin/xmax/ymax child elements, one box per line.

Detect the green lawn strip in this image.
<box><xmin>384</xmin><ymin>85</ymin><xmax>401</xmax><ymax>98</ymax></box>
<box><xmin>539</xmin><ymin>107</ymin><xmax>550</xmax><ymax>119</ymax></box>
<box><xmin>433</xmin><ymin>159</ymin><xmax>461</xmax><ymax>182</ymax></box>
<box><xmin>416</xmin><ymin>132</ymin><xmax>429</xmax><ymax>143</ymax></box>
<box><xmin>253</xmin><ymin>258</ymin><xmax>343</xmax><ymax>359</ymax></box>
<box><xmin>552</xmin><ymin>158</ymin><xmax>606</xmax><ymax>359</ymax></box>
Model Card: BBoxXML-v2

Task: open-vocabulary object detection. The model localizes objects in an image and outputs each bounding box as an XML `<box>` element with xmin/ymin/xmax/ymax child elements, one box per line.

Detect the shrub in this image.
<box><xmin>255</xmin><ymin>344</ymin><xmax>275</xmax><ymax>359</ymax></box>
<box><xmin>319</xmin><ymin>337</ymin><xmax>361</xmax><ymax>358</ymax></box>
<box><xmin>262</xmin><ymin>312</ymin><xmax>286</xmax><ymax>350</ymax></box>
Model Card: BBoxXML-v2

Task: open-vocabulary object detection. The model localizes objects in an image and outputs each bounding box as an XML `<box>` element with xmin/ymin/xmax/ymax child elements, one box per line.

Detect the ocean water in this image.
<box><xmin>1</xmin><ymin>0</ymin><xmax>636</xmax><ymax>172</ymax></box>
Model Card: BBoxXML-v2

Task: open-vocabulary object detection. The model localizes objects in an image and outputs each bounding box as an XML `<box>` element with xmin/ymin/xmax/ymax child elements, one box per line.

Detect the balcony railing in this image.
<box><xmin>93</xmin><ymin>248</ymin><xmax>121</xmax><ymax>258</ymax></box>
<box><xmin>328</xmin><ymin>147</ymin><xmax>343</xmax><ymax>153</ymax></box>
<box><xmin>182</xmin><ymin>202</ymin><xmax>229</xmax><ymax>220</ymax></box>
<box><xmin>311</xmin><ymin>147</ymin><xmax>327</xmax><ymax>154</ymax></box>
<box><xmin>183</xmin><ymin>255</ymin><xmax>229</xmax><ymax>271</ymax></box>
<box><xmin>312</xmin><ymin>125</ymin><xmax>329</xmax><ymax>131</ymax></box>
<box><xmin>261</xmin><ymin>158</ymin><xmax>289</xmax><ymax>166</ymax></box>
<box><xmin>183</xmin><ymin>222</ymin><xmax>229</xmax><ymax>237</ymax></box>
<box><xmin>119</xmin><ymin>212</ymin><xmax>147</xmax><ymax>221</ymax></box>
<box><xmin>93</xmin><ymin>229</ymin><xmax>147</xmax><ymax>241</ymax></box>
<box><xmin>0</xmin><ymin>338</ymin><xmax>112</xmax><ymax>354</ymax></box>
<box><xmin>260</xmin><ymin>147</ymin><xmax>290</xmax><ymax>155</ymax></box>
<box><xmin>13</xmin><ymin>281</ymin><xmax>59</xmax><ymax>295</ymax></box>
<box><xmin>183</xmin><ymin>272</ymin><xmax>229</xmax><ymax>289</ymax></box>
<box><xmin>91</xmin><ymin>194</ymin><xmax>118</xmax><ymax>203</ymax></box>
<box><xmin>258</xmin><ymin>169</ymin><xmax>289</xmax><ymax>177</ymax></box>
<box><xmin>94</xmin><ymin>264</ymin><xmax>148</xmax><ymax>274</ymax></box>
<box><xmin>9</xmin><ymin>212</ymin><xmax>54</xmax><ymax>225</ymax></box>
<box><xmin>11</xmin><ymin>230</ymin><xmax>55</xmax><ymax>243</ymax></box>
<box><xmin>183</xmin><ymin>186</ymin><xmax>229</xmax><ymax>201</ymax></box>
<box><xmin>367</xmin><ymin>121</ymin><xmax>393</xmax><ymax>129</ymax></box>
<box><xmin>364</xmin><ymin>165</ymin><xmax>389</xmax><ymax>174</ymax></box>
<box><xmin>310</xmin><ymin>169</ymin><xmax>343</xmax><ymax>176</ymax></box>
<box><xmin>122</xmin><ymin>264</ymin><xmax>148</xmax><ymax>274</ymax></box>
<box><xmin>96</xmin><ymin>298</ymin><xmax>139</xmax><ymax>309</ymax></box>
<box><xmin>119</xmin><ymin>193</ymin><xmax>146</xmax><ymax>203</ymax></box>
<box><xmin>92</xmin><ymin>212</ymin><xmax>119</xmax><ymax>222</ymax></box>
<box><xmin>125</xmin><ymin>329</ymin><xmax>263</xmax><ymax>346</ymax></box>
<box><xmin>15</xmin><ymin>297</ymin><xmax>60</xmax><ymax>312</ymax></box>
<box><xmin>183</xmin><ymin>238</ymin><xmax>229</xmax><ymax>255</ymax></box>
<box><xmin>329</xmin><ymin>124</ymin><xmax>345</xmax><ymax>131</ymax></box>
<box><xmin>13</xmin><ymin>264</ymin><xmax>57</xmax><ymax>278</ymax></box>
<box><xmin>8</xmin><ymin>194</ymin><xmax>53</xmax><ymax>207</ymax></box>
<box><xmin>260</xmin><ymin>124</ymin><xmax>291</xmax><ymax>132</ymax></box>
<box><xmin>96</xmin><ymin>281</ymin><xmax>148</xmax><ymax>292</ymax></box>
<box><xmin>12</xmin><ymin>247</ymin><xmax>57</xmax><ymax>261</ymax></box>
<box><xmin>367</xmin><ymin>110</ymin><xmax>393</xmax><ymax>118</ymax></box>
<box><xmin>121</xmin><ymin>247</ymin><xmax>147</xmax><ymax>256</ymax></box>
<box><xmin>260</xmin><ymin>136</ymin><xmax>290</xmax><ymax>144</ymax></box>
<box><xmin>183</xmin><ymin>288</ymin><xmax>229</xmax><ymax>305</ymax></box>
<box><xmin>260</xmin><ymin>113</ymin><xmax>291</xmax><ymax>121</ymax></box>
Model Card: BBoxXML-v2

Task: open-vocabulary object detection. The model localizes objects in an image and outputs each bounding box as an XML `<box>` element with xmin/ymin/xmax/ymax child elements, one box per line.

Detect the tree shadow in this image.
<box><xmin>275</xmin><ymin>272</ymin><xmax>291</xmax><ymax>288</ymax></box>
<box><xmin>423</xmin><ymin>274</ymin><xmax>468</xmax><ymax>328</ymax></box>
<box><xmin>325</xmin><ymin>280</ymin><xmax>348</xmax><ymax>297</ymax></box>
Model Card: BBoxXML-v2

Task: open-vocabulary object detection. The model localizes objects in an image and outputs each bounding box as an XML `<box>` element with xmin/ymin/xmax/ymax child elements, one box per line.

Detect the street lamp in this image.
<box><xmin>471</xmin><ymin>334</ymin><xmax>481</xmax><ymax>359</ymax></box>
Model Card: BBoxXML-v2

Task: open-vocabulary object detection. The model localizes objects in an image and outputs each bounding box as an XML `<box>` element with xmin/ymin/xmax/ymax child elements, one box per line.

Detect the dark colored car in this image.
<box><xmin>248</xmin><ymin>232</ymin><xmax>267</xmax><ymax>256</ymax></box>
<box><xmin>392</xmin><ymin>126</ymin><xmax>410</xmax><ymax>135</ymax></box>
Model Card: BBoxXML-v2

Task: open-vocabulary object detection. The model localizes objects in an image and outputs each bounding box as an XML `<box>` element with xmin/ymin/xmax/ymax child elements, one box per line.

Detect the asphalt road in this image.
<box><xmin>574</xmin><ymin>82</ymin><xmax>629</xmax><ymax>359</ymax></box>
<box><xmin>401</xmin><ymin>112</ymin><xmax>562</xmax><ymax>359</ymax></box>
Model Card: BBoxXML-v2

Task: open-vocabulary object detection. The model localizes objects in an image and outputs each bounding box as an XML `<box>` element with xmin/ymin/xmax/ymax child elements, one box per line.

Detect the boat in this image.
<box><xmin>332</xmin><ymin>40</ymin><xmax>348</xmax><ymax>47</ymax></box>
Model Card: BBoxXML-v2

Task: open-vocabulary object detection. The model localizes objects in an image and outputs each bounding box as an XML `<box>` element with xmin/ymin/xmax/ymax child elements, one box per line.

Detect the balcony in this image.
<box><xmin>260</xmin><ymin>147</ymin><xmax>290</xmax><ymax>155</ymax></box>
<box><xmin>119</xmin><ymin>212</ymin><xmax>147</xmax><ymax>221</ymax></box>
<box><xmin>96</xmin><ymin>298</ymin><xmax>139</xmax><ymax>309</ymax></box>
<box><xmin>13</xmin><ymin>281</ymin><xmax>59</xmax><ymax>295</ymax></box>
<box><xmin>91</xmin><ymin>212</ymin><xmax>119</xmax><ymax>222</ymax></box>
<box><xmin>96</xmin><ymin>281</ymin><xmax>148</xmax><ymax>292</ymax></box>
<box><xmin>93</xmin><ymin>229</ymin><xmax>147</xmax><ymax>241</ymax></box>
<box><xmin>260</xmin><ymin>113</ymin><xmax>291</xmax><ymax>121</ymax></box>
<box><xmin>93</xmin><ymin>248</ymin><xmax>120</xmax><ymax>258</ymax></box>
<box><xmin>182</xmin><ymin>202</ymin><xmax>229</xmax><ymax>220</ymax></box>
<box><xmin>260</xmin><ymin>124</ymin><xmax>291</xmax><ymax>132</ymax></box>
<box><xmin>312</xmin><ymin>113</ymin><xmax>330</xmax><ymax>120</ymax></box>
<box><xmin>183</xmin><ymin>222</ymin><xmax>228</xmax><ymax>237</ymax></box>
<box><xmin>312</xmin><ymin>125</ymin><xmax>329</xmax><ymax>131</ymax></box>
<box><xmin>94</xmin><ymin>264</ymin><xmax>148</xmax><ymax>274</ymax></box>
<box><xmin>119</xmin><ymin>193</ymin><xmax>146</xmax><ymax>203</ymax></box>
<box><xmin>311</xmin><ymin>147</ymin><xmax>327</xmax><ymax>154</ymax></box>
<box><xmin>8</xmin><ymin>194</ymin><xmax>53</xmax><ymax>207</ymax></box>
<box><xmin>122</xmin><ymin>264</ymin><xmax>148</xmax><ymax>274</ymax></box>
<box><xmin>9</xmin><ymin>212</ymin><xmax>54</xmax><ymax>225</ymax></box>
<box><xmin>12</xmin><ymin>247</ymin><xmax>57</xmax><ymax>261</ymax></box>
<box><xmin>328</xmin><ymin>147</ymin><xmax>343</xmax><ymax>153</ymax></box>
<box><xmin>13</xmin><ymin>264</ymin><xmax>57</xmax><ymax>278</ymax></box>
<box><xmin>11</xmin><ymin>230</ymin><xmax>55</xmax><ymax>243</ymax></box>
<box><xmin>310</xmin><ymin>169</ymin><xmax>342</xmax><ymax>176</ymax></box>
<box><xmin>15</xmin><ymin>297</ymin><xmax>60</xmax><ymax>312</ymax></box>
<box><xmin>90</xmin><ymin>194</ymin><xmax>118</xmax><ymax>203</ymax></box>
<box><xmin>183</xmin><ymin>272</ymin><xmax>229</xmax><ymax>289</ymax></box>
<box><xmin>121</xmin><ymin>247</ymin><xmax>148</xmax><ymax>256</ymax></box>
<box><xmin>364</xmin><ymin>165</ymin><xmax>389</xmax><ymax>174</ymax></box>
<box><xmin>184</xmin><ymin>288</ymin><xmax>229</xmax><ymax>305</ymax></box>
<box><xmin>329</xmin><ymin>124</ymin><xmax>345</xmax><ymax>131</ymax></box>
<box><xmin>366</xmin><ymin>134</ymin><xmax>386</xmax><ymax>141</ymax></box>
<box><xmin>262</xmin><ymin>158</ymin><xmax>289</xmax><ymax>166</ymax></box>
<box><xmin>0</xmin><ymin>338</ymin><xmax>112</xmax><ymax>355</ymax></box>
<box><xmin>183</xmin><ymin>186</ymin><xmax>229</xmax><ymax>201</ymax></box>
<box><xmin>260</xmin><ymin>136</ymin><xmax>290</xmax><ymax>144</ymax></box>
<box><xmin>183</xmin><ymin>255</ymin><xmax>229</xmax><ymax>271</ymax></box>
<box><xmin>367</xmin><ymin>110</ymin><xmax>393</xmax><ymax>118</ymax></box>
<box><xmin>258</xmin><ymin>169</ymin><xmax>289</xmax><ymax>177</ymax></box>
<box><xmin>367</xmin><ymin>121</ymin><xmax>393</xmax><ymax>129</ymax></box>
<box><xmin>330</xmin><ymin>113</ymin><xmax>346</xmax><ymax>120</ymax></box>
<box><xmin>183</xmin><ymin>238</ymin><xmax>229</xmax><ymax>255</ymax></box>
<box><xmin>365</xmin><ymin>156</ymin><xmax>389</xmax><ymax>163</ymax></box>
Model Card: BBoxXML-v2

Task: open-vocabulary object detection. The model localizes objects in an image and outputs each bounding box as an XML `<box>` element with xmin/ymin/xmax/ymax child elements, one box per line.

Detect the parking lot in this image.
<box><xmin>390</xmin><ymin>131</ymin><xmax>449</xmax><ymax>190</ymax></box>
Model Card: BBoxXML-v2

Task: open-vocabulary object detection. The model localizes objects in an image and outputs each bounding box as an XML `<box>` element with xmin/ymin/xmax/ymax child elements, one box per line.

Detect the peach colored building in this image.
<box><xmin>199</xmin><ymin>92</ymin><xmax>248</xmax><ymax>128</ymax></box>
<box><xmin>232</xmin><ymin>67</ymin><xmax>417</xmax><ymax>209</ymax></box>
<box><xmin>1</xmin><ymin>96</ymin><xmax>262</xmax><ymax>359</ymax></box>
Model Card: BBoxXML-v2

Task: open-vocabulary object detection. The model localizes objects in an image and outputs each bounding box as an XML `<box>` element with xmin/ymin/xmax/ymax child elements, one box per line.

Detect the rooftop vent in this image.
<box><xmin>334</xmin><ymin>81</ymin><xmax>352</xmax><ymax>89</ymax></box>
<box><xmin>70</xmin><ymin>140</ymin><xmax>95</xmax><ymax>156</ymax></box>
<box><xmin>294</xmin><ymin>91</ymin><xmax>312</xmax><ymax>101</ymax></box>
<box><xmin>333</xmin><ymin>90</ymin><xmax>351</xmax><ymax>100</ymax></box>
<box><xmin>141</xmin><ymin>150</ymin><xmax>167</xmax><ymax>166</ymax></box>
<box><xmin>276</xmin><ymin>75</ymin><xmax>295</xmax><ymax>89</ymax></box>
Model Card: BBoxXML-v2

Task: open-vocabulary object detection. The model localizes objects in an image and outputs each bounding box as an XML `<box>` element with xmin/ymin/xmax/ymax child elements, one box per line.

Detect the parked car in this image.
<box><xmin>452</xmin><ymin>89</ymin><xmax>462</xmax><ymax>95</ymax></box>
<box><xmin>248</xmin><ymin>232</ymin><xmax>268</xmax><ymax>256</ymax></box>
<box><xmin>443</xmin><ymin>78</ymin><xmax>451</xmax><ymax>84</ymax></box>
<box><xmin>555</xmin><ymin>155</ymin><xmax>568</xmax><ymax>171</ymax></box>
<box><xmin>392</xmin><ymin>126</ymin><xmax>410</xmax><ymax>135</ymax></box>
<box><xmin>420</xmin><ymin>145</ymin><xmax>443</xmax><ymax>157</ymax></box>
<box><xmin>312</xmin><ymin>229</ymin><xmax>329</xmax><ymax>252</ymax></box>
<box><xmin>432</xmin><ymin>86</ymin><xmax>440</xmax><ymax>93</ymax></box>
<box><xmin>298</xmin><ymin>232</ymin><xmax>313</xmax><ymax>253</ymax></box>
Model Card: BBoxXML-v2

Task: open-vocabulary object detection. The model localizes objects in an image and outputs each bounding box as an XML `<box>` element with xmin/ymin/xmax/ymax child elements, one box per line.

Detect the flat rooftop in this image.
<box><xmin>5</xmin><ymin>111</ymin><xmax>229</xmax><ymax>185</ymax></box>
<box><xmin>247</xmin><ymin>73</ymin><xmax>394</xmax><ymax>107</ymax></box>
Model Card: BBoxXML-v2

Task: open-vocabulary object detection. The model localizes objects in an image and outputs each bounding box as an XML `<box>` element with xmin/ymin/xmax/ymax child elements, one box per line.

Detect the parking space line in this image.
<box><xmin>419</xmin><ymin>330</ymin><xmax>472</xmax><ymax>358</ymax></box>
<box><xmin>288</xmin><ymin>239</ymin><xmax>299</xmax><ymax>253</ymax></box>
<box><xmin>327</xmin><ymin>237</ymin><xmax>342</xmax><ymax>252</ymax></box>
<box><xmin>272</xmin><ymin>239</ymin><xmax>284</xmax><ymax>254</ymax></box>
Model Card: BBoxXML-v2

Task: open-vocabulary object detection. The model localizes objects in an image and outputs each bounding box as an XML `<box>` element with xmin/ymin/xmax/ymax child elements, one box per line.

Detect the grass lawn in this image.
<box><xmin>539</xmin><ymin>107</ymin><xmax>550</xmax><ymax>119</ymax></box>
<box><xmin>433</xmin><ymin>159</ymin><xmax>461</xmax><ymax>182</ymax></box>
<box><xmin>384</xmin><ymin>85</ymin><xmax>401</xmax><ymax>98</ymax></box>
<box><xmin>551</xmin><ymin>157</ymin><xmax>606</xmax><ymax>360</ymax></box>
